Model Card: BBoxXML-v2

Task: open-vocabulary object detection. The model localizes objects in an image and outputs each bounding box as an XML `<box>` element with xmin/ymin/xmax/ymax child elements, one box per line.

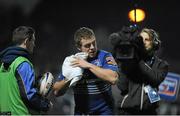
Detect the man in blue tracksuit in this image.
<box><xmin>0</xmin><ymin>26</ymin><xmax>50</xmax><ymax>115</ymax></box>
<box><xmin>53</xmin><ymin>27</ymin><xmax>119</xmax><ymax>115</ymax></box>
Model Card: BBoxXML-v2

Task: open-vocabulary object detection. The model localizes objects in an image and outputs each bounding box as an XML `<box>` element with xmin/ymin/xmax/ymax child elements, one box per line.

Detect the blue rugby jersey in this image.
<box><xmin>58</xmin><ymin>50</ymin><xmax>119</xmax><ymax>114</ymax></box>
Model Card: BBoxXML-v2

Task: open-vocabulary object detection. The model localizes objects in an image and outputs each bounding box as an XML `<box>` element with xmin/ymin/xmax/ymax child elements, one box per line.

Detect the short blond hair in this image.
<box><xmin>74</xmin><ymin>27</ymin><xmax>95</xmax><ymax>48</ymax></box>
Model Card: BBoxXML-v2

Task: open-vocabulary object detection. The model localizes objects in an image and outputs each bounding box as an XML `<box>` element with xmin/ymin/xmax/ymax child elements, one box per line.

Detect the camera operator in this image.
<box><xmin>115</xmin><ymin>28</ymin><xmax>169</xmax><ymax>115</ymax></box>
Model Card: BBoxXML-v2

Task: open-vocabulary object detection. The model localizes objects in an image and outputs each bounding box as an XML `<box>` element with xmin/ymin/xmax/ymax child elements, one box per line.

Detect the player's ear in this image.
<box><xmin>21</xmin><ymin>38</ymin><xmax>28</xmax><ymax>47</ymax></box>
<box><xmin>23</xmin><ymin>38</ymin><xmax>29</xmax><ymax>46</ymax></box>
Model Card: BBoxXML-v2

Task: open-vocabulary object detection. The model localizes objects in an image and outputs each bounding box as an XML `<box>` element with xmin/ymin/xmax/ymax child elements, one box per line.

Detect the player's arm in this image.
<box><xmin>87</xmin><ymin>64</ymin><xmax>118</xmax><ymax>85</ymax></box>
<box><xmin>71</xmin><ymin>56</ymin><xmax>119</xmax><ymax>85</ymax></box>
<box><xmin>53</xmin><ymin>74</ymin><xmax>70</xmax><ymax>96</ymax></box>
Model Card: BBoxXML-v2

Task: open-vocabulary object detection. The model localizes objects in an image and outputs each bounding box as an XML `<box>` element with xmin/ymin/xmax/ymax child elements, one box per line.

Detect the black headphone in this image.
<box><xmin>149</xmin><ymin>29</ymin><xmax>161</xmax><ymax>50</ymax></box>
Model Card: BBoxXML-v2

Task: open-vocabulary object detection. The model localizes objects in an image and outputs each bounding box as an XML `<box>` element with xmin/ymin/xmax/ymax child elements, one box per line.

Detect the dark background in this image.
<box><xmin>0</xmin><ymin>0</ymin><xmax>179</xmax><ymax>114</ymax></box>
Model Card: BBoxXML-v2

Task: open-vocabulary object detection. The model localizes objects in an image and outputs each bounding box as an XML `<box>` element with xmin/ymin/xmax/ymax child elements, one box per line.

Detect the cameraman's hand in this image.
<box><xmin>134</xmin><ymin>36</ymin><xmax>147</xmax><ymax>61</ymax></box>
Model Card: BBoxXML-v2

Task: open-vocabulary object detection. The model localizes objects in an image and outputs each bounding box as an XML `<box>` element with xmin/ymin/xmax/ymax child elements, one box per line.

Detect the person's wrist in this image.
<box><xmin>87</xmin><ymin>63</ymin><xmax>93</xmax><ymax>69</ymax></box>
<box><xmin>64</xmin><ymin>77</ymin><xmax>69</xmax><ymax>83</ymax></box>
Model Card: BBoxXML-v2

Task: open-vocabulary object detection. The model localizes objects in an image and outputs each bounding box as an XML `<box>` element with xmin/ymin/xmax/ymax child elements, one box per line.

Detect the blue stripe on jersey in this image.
<box><xmin>74</xmin><ymin>84</ymin><xmax>111</xmax><ymax>94</ymax></box>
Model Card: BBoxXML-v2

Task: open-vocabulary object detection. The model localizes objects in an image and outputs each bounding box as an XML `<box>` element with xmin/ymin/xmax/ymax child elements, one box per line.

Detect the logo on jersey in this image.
<box><xmin>92</xmin><ymin>59</ymin><xmax>101</xmax><ymax>67</ymax></box>
<box><xmin>106</xmin><ymin>56</ymin><xmax>117</xmax><ymax>65</ymax></box>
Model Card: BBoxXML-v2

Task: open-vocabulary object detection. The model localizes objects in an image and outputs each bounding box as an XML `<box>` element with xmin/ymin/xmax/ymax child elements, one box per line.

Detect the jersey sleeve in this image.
<box><xmin>57</xmin><ymin>73</ymin><xmax>65</xmax><ymax>81</ymax></box>
<box><xmin>102</xmin><ymin>52</ymin><xmax>119</xmax><ymax>72</ymax></box>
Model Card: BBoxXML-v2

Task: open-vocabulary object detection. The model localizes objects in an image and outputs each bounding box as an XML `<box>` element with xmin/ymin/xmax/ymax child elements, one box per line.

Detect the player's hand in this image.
<box><xmin>71</xmin><ymin>57</ymin><xmax>92</xmax><ymax>69</ymax></box>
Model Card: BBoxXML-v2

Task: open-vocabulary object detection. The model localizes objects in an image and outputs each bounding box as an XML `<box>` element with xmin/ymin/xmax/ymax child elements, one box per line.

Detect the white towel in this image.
<box><xmin>62</xmin><ymin>52</ymin><xmax>88</xmax><ymax>87</ymax></box>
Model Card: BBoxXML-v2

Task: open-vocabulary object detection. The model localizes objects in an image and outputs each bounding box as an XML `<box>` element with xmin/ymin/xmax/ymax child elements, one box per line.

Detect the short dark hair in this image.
<box><xmin>12</xmin><ymin>26</ymin><xmax>35</xmax><ymax>45</ymax></box>
<box><xmin>74</xmin><ymin>27</ymin><xmax>95</xmax><ymax>48</ymax></box>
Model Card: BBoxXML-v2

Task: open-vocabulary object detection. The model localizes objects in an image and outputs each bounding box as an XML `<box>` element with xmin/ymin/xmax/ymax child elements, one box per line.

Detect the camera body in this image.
<box><xmin>110</xmin><ymin>25</ymin><xmax>144</xmax><ymax>61</ymax></box>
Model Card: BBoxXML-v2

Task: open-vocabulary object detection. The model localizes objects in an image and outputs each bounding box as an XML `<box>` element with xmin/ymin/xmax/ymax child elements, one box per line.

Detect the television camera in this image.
<box><xmin>109</xmin><ymin>25</ymin><xmax>145</xmax><ymax>61</ymax></box>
